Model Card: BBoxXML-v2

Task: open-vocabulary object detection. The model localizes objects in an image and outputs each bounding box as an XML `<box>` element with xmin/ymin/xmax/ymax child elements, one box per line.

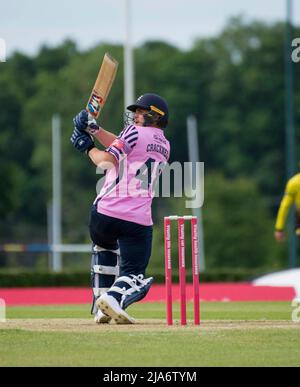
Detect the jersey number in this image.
<box><xmin>135</xmin><ymin>158</ymin><xmax>164</xmax><ymax>191</ymax></box>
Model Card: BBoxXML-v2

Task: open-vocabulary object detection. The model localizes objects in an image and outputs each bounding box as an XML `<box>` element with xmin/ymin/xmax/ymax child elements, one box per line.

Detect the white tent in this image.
<box><xmin>253</xmin><ymin>268</ymin><xmax>300</xmax><ymax>300</ymax></box>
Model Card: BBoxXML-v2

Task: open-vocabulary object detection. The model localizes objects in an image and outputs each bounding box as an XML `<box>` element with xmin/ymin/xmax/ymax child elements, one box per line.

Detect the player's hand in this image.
<box><xmin>274</xmin><ymin>230</ymin><xmax>285</xmax><ymax>242</ymax></box>
<box><xmin>73</xmin><ymin>109</ymin><xmax>89</xmax><ymax>131</ymax></box>
<box><xmin>70</xmin><ymin>127</ymin><xmax>95</xmax><ymax>153</ymax></box>
<box><xmin>73</xmin><ymin>109</ymin><xmax>100</xmax><ymax>134</ymax></box>
<box><xmin>86</xmin><ymin>112</ymin><xmax>100</xmax><ymax>135</ymax></box>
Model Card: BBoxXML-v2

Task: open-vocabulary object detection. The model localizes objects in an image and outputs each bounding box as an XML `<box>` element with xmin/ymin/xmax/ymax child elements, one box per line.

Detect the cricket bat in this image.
<box><xmin>86</xmin><ymin>53</ymin><xmax>118</xmax><ymax>119</ymax></box>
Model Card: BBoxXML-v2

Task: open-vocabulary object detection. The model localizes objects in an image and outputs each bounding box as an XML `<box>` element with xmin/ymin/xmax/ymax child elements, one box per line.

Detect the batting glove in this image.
<box><xmin>73</xmin><ymin>109</ymin><xmax>89</xmax><ymax>131</ymax></box>
<box><xmin>86</xmin><ymin>112</ymin><xmax>100</xmax><ymax>135</ymax></box>
<box><xmin>73</xmin><ymin>109</ymin><xmax>100</xmax><ymax>134</ymax></box>
<box><xmin>70</xmin><ymin>127</ymin><xmax>95</xmax><ymax>153</ymax></box>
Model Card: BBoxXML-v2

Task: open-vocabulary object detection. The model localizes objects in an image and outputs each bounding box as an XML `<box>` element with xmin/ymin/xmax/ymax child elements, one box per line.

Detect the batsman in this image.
<box><xmin>71</xmin><ymin>93</ymin><xmax>170</xmax><ymax>324</ymax></box>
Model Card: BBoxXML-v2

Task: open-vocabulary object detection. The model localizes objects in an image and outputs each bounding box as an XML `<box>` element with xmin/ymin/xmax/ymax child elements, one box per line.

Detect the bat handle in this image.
<box><xmin>86</xmin><ymin>112</ymin><xmax>100</xmax><ymax>135</ymax></box>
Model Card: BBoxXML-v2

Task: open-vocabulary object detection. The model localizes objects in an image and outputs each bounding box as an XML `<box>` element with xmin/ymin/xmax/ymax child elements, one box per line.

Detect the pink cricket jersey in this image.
<box><xmin>94</xmin><ymin>125</ymin><xmax>170</xmax><ymax>226</ymax></box>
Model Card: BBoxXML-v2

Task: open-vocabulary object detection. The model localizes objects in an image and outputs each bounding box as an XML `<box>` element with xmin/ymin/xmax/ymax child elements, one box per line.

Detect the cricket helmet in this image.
<box><xmin>126</xmin><ymin>93</ymin><xmax>169</xmax><ymax>128</ymax></box>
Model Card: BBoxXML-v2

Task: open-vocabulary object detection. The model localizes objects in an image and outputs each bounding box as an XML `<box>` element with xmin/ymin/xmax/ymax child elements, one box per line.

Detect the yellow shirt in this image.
<box><xmin>275</xmin><ymin>173</ymin><xmax>300</xmax><ymax>231</ymax></box>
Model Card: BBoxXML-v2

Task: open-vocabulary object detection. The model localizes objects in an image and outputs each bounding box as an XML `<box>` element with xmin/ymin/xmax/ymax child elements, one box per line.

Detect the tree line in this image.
<box><xmin>0</xmin><ymin>17</ymin><xmax>299</xmax><ymax>269</ymax></box>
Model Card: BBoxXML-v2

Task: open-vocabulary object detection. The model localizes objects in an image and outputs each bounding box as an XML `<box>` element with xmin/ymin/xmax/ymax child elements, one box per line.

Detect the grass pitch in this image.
<box><xmin>0</xmin><ymin>302</ymin><xmax>299</xmax><ymax>367</ymax></box>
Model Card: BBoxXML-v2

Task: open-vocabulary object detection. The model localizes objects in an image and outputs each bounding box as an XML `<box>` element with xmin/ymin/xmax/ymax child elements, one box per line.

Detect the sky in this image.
<box><xmin>1</xmin><ymin>0</ymin><xmax>300</xmax><ymax>57</ymax></box>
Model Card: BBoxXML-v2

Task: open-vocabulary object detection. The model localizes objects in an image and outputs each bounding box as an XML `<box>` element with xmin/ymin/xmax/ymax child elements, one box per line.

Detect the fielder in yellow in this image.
<box><xmin>275</xmin><ymin>173</ymin><xmax>300</xmax><ymax>241</ymax></box>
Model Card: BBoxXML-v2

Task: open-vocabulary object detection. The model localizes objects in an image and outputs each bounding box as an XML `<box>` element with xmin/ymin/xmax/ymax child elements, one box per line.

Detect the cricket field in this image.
<box><xmin>0</xmin><ymin>301</ymin><xmax>299</xmax><ymax>367</ymax></box>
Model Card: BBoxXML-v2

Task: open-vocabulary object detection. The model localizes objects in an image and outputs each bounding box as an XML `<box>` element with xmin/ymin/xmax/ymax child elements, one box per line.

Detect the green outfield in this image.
<box><xmin>0</xmin><ymin>302</ymin><xmax>299</xmax><ymax>367</ymax></box>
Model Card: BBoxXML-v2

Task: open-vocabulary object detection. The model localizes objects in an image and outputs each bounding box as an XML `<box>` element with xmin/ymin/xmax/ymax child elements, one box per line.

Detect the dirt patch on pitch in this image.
<box><xmin>0</xmin><ymin>319</ymin><xmax>299</xmax><ymax>332</ymax></box>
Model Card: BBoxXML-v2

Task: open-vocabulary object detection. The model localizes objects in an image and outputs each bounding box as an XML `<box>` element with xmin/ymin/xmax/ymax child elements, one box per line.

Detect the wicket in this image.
<box><xmin>164</xmin><ymin>215</ymin><xmax>200</xmax><ymax>326</ymax></box>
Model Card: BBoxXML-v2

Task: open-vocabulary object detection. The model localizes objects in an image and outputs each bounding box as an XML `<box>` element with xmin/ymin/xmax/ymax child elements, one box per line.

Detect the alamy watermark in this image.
<box><xmin>95</xmin><ymin>160</ymin><xmax>204</xmax><ymax>209</ymax></box>
<box><xmin>0</xmin><ymin>38</ymin><xmax>6</xmax><ymax>62</ymax></box>
<box><xmin>0</xmin><ymin>298</ymin><xmax>6</xmax><ymax>322</ymax></box>
<box><xmin>291</xmin><ymin>38</ymin><xmax>300</xmax><ymax>63</ymax></box>
<box><xmin>291</xmin><ymin>299</ymin><xmax>300</xmax><ymax>323</ymax></box>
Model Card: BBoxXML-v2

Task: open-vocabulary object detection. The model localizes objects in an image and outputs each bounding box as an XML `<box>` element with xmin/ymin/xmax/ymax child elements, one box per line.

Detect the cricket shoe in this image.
<box><xmin>94</xmin><ymin>309</ymin><xmax>112</xmax><ymax>324</ymax></box>
<box><xmin>96</xmin><ymin>293</ymin><xmax>135</xmax><ymax>324</ymax></box>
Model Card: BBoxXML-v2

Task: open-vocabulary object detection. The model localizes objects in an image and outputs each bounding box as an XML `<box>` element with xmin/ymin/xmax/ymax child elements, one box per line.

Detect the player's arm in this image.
<box><xmin>275</xmin><ymin>194</ymin><xmax>294</xmax><ymax>231</ymax></box>
<box><xmin>73</xmin><ymin>109</ymin><xmax>117</xmax><ymax>148</ymax></box>
<box><xmin>274</xmin><ymin>180</ymin><xmax>295</xmax><ymax>241</ymax></box>
<box><xmin>274</xmin><ymin>194</ymin><xmax>293</xmax><ymax>241</ymax></box>
<box><xmin>87</xmin><ymin>147</ymin><xmax>117</xmax><ymax>168</ymax></box>
<box><xmin>90</xmin><ymin>128</ymin><xmax>117</xmax><ymax>148</ymax></box>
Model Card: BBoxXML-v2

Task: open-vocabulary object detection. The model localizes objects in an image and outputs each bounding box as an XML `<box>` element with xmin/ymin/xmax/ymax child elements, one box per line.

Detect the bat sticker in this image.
<box><xmin>87</xmin><ymin>93</ymin><xmax>104</xmax><ymax>117</ymax></box>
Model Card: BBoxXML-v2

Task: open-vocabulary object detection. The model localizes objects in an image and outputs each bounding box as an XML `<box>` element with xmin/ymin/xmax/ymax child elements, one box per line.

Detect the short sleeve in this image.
<box><xmin>105</xmin><ymin>125</ymin><xmax>139</xmax><ymax>161</ymax></box>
